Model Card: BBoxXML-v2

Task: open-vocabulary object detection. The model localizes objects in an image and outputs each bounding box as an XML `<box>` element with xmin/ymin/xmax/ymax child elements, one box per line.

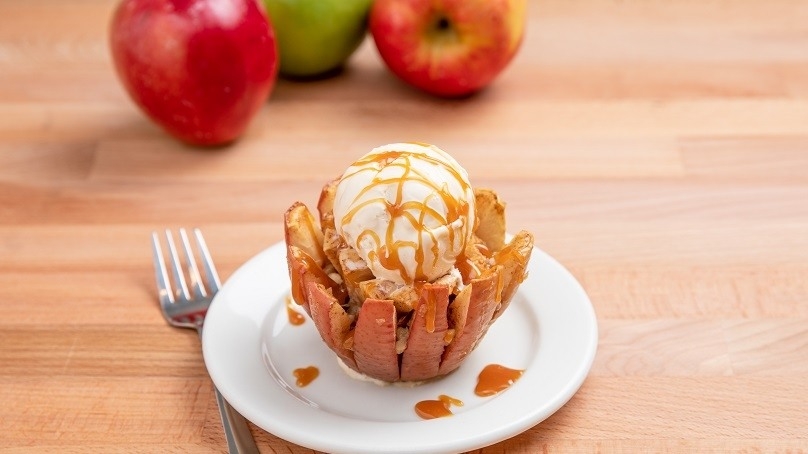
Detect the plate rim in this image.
<box><xmin>203</xmin><ymin>240</ymin><xmax>598</xmax><ymax>454</ymax></box>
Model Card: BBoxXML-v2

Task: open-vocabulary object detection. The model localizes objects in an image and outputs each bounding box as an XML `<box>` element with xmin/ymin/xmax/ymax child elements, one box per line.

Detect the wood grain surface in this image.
<box><xmin>2</xmin><ymin>0</ymin><xmax>807</xmax><ymax>452</ymax></box>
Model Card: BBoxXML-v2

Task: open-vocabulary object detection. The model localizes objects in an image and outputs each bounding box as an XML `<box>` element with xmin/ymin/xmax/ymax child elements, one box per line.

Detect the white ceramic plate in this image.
<box><xmin>203</xmin><ymin>241</ymin><xmax>598</xmax><ymax>454</ymax></box>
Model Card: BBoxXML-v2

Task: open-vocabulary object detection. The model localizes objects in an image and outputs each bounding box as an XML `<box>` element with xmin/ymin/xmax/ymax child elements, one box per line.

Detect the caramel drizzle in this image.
<box><xmin>414</xmin><ymin>394</ymin><xmax>464</xmax><ymax>419</ymax></box>
<box><xmin>425</xmin><ymin>287</ymin><xmax>437</xmax><ymax>333</ymax></box>
<box><xmin>293</xmin><ymin>366</ymin><xmax>319</xmax><ymax>387</ymax></box>
<box><xmin>475</xmin><ymin>364</ymin><xmax>524</xmax><ymax>397</ymax></box>
<box><xmin>339</xmin><ymin>149</ymin><xmax>472</xmax><ymax>283</ymax></box>
<box><xmin>285</xmin><ymin>294</ymin><xmax>305</xmax><ymax>326</ymax></box>
<box><xmin>290</xmin><ymin>246</ymin><xmax>347</xmax><ymax>303</ymax></box>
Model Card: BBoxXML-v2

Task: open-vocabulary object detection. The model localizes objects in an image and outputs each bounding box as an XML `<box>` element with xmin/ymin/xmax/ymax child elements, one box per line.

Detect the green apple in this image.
<box><xmin>263</xmin><ymin>0</ymin><xmax>374</xmax><ymax>78</ymax></box>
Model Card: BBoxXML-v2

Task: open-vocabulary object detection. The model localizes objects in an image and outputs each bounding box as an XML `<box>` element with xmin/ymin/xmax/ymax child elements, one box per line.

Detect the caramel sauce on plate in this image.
<box><xmin>285</xmin><ymin>295</ymin><xmax>305</xmax><ymax>326</ymax></box>
<box><xmin>475</xmin><ymin>364</ymin><xmax>524</xmax><ymax>397</ymax></box>
<box><xmin>292</xmin><ymin>366</ymin><xmax>319</xmax><ymax>387</ymax></box>
<box><xmin>415</xmin><ymin>365</ymin><xmax>524</xmax><ymax>420</ymax></box>
<box><xmin>414</xmin><ymin>394</ymin><xmax>463</xmax><ymax>420</ymax></box>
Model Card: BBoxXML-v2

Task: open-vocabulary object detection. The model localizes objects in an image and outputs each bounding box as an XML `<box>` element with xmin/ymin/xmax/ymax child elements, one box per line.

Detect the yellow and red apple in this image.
<box><xmin>110</xmin><ymin>0</ymin><xmax>278</xmax><ymax>146</ymax></box>
<box><xmin>369</xmin><ymin>0</ymin><xmax>527</xmax><ymax>97</ymax></box>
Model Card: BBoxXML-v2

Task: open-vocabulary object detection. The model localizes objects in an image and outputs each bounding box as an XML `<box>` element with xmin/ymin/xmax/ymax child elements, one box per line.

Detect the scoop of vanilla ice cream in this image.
<box><xmin>333</xmin><ymin>143</ymin><xmax>476</xmax><ymax>285</ymax></box>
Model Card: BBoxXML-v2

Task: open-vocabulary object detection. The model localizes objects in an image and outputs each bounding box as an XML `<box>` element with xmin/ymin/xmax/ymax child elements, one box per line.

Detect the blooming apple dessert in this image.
<box><xmin>284</xmin><ymin>143</ymin><xmax>533</xmax><ymax>383</ymax></box>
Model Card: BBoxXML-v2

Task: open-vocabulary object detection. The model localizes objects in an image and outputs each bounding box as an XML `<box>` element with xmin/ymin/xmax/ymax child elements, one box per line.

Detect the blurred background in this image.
<box><xmin>3</xmin><ymin>0</ymin><xmax>807</xmax><ymax>276</ymax></box>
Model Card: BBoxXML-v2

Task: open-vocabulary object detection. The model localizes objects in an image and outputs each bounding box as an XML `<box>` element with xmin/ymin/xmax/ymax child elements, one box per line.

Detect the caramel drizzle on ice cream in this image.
<box><xmin>338</xmin><ymin>148</ymin><xmax>473</xmax><ymax>284</ymax></box>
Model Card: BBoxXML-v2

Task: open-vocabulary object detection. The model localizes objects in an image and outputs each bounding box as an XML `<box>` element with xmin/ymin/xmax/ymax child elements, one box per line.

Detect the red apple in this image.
<box><xmin>369</xmin><ymin>0</ymin><xmax>526</xmax><ymax>97</ymax></box>
<box><xmin>110</xmin><ymin>0</ymin><xmax>278</xmax><ymax>146</ymax></box>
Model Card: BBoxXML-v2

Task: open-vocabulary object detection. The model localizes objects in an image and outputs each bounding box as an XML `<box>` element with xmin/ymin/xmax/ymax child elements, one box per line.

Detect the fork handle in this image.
<box><xmin>213</xmin><ymin>385</ymin><xmax>260</xmax><ymax>454</ymax></box>
<box><xmin>198</xmin><ymin>330</ymin><xmax>260</xmax><ymax>454</ymax></box>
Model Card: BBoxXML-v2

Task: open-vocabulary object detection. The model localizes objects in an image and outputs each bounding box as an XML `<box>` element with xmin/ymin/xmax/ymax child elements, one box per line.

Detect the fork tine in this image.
<box><xmin>193</xmin><ymin>228</ymin><xmax>222</xmax><ymax>294</ymax></box>
<box><xmin>151</xmin><ymin>231</ymin><xmax>174</xmax><ymax>305</ymax></box>
<box><xmin>180</xmin><ymin>228</ymin><xmax>206</xmax><ymax>299</ymax></box>
<box><xmin>165</xmin><ymin>229</ymin><xmax>190</xmax><ymax>302</ymax></box>
<box><xmin>152</xmin><ymin>230</ymin><xmax>257</xmax><ymax>452</ymax></box>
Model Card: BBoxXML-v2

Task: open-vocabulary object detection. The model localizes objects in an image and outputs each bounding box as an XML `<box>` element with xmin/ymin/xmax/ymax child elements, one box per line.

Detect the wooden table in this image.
<box><xmin>2</xmin><ymin>0</ymin><xmax>806</xmax><ymax>452</ymax></box>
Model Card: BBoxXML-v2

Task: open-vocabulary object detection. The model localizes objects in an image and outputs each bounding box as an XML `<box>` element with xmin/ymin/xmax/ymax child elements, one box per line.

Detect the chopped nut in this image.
<box><xmin>395</xmin><ymin>327</ymin><xmax>410</xmax><ymax>354</ymax></box>
<box><xmin>388</xmin><ymin>285</ymin><xmax>418</xmax><ymax>313</ymax></box>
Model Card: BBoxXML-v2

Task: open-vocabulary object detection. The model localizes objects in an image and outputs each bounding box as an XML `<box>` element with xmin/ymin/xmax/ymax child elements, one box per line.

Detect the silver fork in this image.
<box><xmin>151</xmin><ymin>228</ymin><xmax>259</xmax><ymax>454</ymax></box>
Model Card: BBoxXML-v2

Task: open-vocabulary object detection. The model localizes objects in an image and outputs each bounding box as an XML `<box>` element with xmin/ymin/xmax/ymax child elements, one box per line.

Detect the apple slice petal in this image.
<box><xmin>317</xmin><ymin>177</ymin><xmax>339</xmax><ymax>226</ymax></box>
<box><xmin>439</xmin><ymin>270</ymin><xmax>500</xmax><ymax>375</ymax></box>
<box><xmin>285</xmin><ymin>202</ymin><xmax>349</xmax><ymax>313</ymax></box>
<box><xmin>353</xmin><ymin>299</ymin><xmax>399</xmax><ymax>382</ymax></box>
<box><xmin>448</xmin><ymin>283</ymin><xmax>472</xmax><ymax>337</ymax></box>
<box><xmin>284</xmin><ymin>202</ymin><xmax>327</xmax><ymax>266</ymax></box>
<box><xmin>491</xmin><ymin>230</ymin><xmax>533</xmax><ymax>322</ymax></box>
<box><xmin>305</xmin><ymin>281</ymin><xmax>357</xmax><ymax>371</ymax></box>
<box><xmin>474</xmin><ymin>188</ymin><xmax>507</xmax><ymax>252</ymax></box>
<box><xmin>286</xmin><ymin>244</ymin><xmax>314</xmax><ymax>314</ymax></box>
<box><xmin>286</xmin><ymin>245</ymin><xmax>346</xmax><ymax>315</ymax></box>
<box><xmin>400</xmin><ymin>284</ymin><xmax>450</xmax><ymax>381</ymax></box>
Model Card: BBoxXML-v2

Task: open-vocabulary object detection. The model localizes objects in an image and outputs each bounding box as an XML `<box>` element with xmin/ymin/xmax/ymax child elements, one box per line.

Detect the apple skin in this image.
<box><xmin>110</xmin><ymin>0</ymin><xmax>278</xmax><ymax>146</ymax></box>
<box><xmin>369</xmin><ymin>0</ymin><xmax>527</xmax><ymax>97</ymax></box>
<box><xmin>263</xmin><ymin>0</ymin><xmax>374</xmax><ymax>78</ymax></box>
